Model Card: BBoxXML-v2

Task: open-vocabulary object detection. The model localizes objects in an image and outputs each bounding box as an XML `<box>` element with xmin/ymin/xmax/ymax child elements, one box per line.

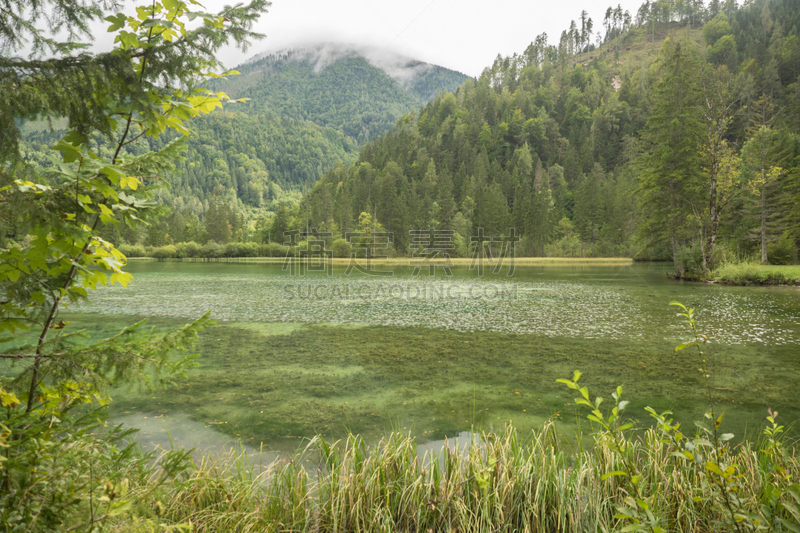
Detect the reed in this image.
<box><xmin>156</xmin><ymin>420</ymin><xmax>799</xmax><ymax>532</ymax></box>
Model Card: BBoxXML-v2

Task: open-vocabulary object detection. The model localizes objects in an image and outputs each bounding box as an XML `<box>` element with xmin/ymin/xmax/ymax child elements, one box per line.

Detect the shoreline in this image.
<box><xmin>674</xmin><ymin>264</ymin><xmax>800</xmax><ymax>287</ymax></box>
<box><xmin>125</xmin><ymin>256</ymin><xmax>635</xmax><ymax>265</ymax></box>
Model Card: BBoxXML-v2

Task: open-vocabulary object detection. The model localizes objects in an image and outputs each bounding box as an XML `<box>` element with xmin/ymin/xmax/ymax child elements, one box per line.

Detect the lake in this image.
<box><xmin>58</xmin><ymin>260</ymin><xmax>800</xmax><ymax>455</ymax></box>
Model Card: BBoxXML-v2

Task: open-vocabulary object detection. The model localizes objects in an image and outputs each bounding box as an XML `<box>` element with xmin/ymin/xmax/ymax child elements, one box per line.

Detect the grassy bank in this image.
<box><xmin>6</xmin><ymin>400</ymin><xmax>799</xmax><ymax>532</ymax></box>
<box><xmin>134</xmin><ymin>419</ymin><xmax>797</xmax><ymax>532</ymax></box>
<box><xmin>711</xmin><ymin>263</ymin><xmax>800</xmax><ymax>286</ymax></box>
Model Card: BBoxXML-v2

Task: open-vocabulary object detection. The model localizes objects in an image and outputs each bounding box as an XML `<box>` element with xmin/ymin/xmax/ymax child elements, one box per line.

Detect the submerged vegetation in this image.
<box><xmin>6</xmin><ymin>378</ymin><xmax>800</xmax><ymax>532</ymax></box>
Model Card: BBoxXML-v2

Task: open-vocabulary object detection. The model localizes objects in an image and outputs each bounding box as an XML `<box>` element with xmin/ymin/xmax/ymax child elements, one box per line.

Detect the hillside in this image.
<box><xmin>19</xmin><ymin>44</ymin><xmax>468</xmax><ymax>228</ymax></box>
<box><xmin>221</xmin><ymin>43</ymin><xmax>469</xmax><ymax>142</ymax></box>
<box><xmin>297</xmin><ymin>0</ymin><xmax>800</xmax><ymax>265</ymax></box>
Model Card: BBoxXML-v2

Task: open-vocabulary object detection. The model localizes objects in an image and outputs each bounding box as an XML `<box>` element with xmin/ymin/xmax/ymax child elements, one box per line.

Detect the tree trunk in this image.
<box><xmin>761</xmin><ymin>176</ymin><xmax>768</xmax><ymax>263</ymax></box>
<box><xmin>704</xmin><ymin>162</ymin><xmax>719</xmax><ymax>270</ymax></box>
<box><xmin>672</xmin><ymin>234</ymin><xmax>681</xmax><ymax>275</ymax></box>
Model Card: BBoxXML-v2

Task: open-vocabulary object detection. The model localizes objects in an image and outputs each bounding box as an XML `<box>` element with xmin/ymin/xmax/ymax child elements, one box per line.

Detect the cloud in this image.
<box><xmin>246</xmin><ymin>41</ymin><xmax>447</xmax><ymax>86</ymax></box>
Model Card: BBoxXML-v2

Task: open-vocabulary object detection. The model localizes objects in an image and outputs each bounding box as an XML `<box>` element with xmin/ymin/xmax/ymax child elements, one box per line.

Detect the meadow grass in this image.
<box><xmin>712</xmin><ymin>262</ymin><xmax>800</xmax><ymax>286</ymax></box>
<box><xmin>153</xmin><ymin>421</ymin><xmax>794</xmax><ymax>532</ymax></box>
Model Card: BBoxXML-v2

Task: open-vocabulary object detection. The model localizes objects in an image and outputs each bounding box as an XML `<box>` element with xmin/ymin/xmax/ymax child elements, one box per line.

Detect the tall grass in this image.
<box><xmin>712</xmin><ymin>262</ymin><xmax>800</xmax><ymax>285</ymax></box>
<box><xmin>152</xmin><ymin>421</ymin><xmax>797</xmax><ymax>532</ymax></box>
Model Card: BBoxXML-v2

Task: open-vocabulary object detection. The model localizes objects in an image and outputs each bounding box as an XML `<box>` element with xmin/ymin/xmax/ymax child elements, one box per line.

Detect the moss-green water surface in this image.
<box><xmin>27</xmin><ymin>262</ymin><xmax>800</xmax><ymax>453</ymax></box>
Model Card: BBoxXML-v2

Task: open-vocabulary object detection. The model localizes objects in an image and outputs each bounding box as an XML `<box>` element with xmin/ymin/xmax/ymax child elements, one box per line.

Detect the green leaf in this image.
<box><xmin>107</xmin><ymin>500</ymin><xmax>133</xmax><ymax>516</ymax></box>
<box><xmin>556</xmin><ymin>378</ymin><xmax>577</xmax><ymax>389</ymax></box>
<box><xmin>705</xmin><ymin>462</ymin><xmax>724</xmax><ymax>476</ymax></box>
<box><xmin>601</xmin><ymin>471</ymin><xmax>628</xmax><ymax>480</ymax></box>
<box><xmin>105</xmin><ymin>13</ymin><xmax>127</xmax><ymax>32</ymax></box>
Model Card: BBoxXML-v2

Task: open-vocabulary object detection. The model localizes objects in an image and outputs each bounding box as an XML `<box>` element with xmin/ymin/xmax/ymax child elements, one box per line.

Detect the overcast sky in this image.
<box><xmin>241</xmin><ymin>0</ymin><xmax>647</xmax><ymax>76</ymax></box>
<box><xmin>42</xmin><ymin>0</ymin><xmax>647</xmax><ymax>77</ymax></box>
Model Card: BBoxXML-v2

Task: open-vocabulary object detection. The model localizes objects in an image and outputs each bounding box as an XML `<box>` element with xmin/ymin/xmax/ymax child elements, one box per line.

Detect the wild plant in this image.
<box><xmin>558</xmin><ymin>301</ymin><xmax>800</xmax><ymax>532</ymax></box>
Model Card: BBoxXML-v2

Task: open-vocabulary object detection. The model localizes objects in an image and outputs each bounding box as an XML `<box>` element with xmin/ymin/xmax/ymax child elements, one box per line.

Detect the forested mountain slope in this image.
<box><xmin>302</xmin><ymin>0</ymin><xmax>800</xmax><ymax>265</ymax></box>
<box><xmin>157</xmin><ymin>45</ymin><xmax>466</xmax><ymax>211</ymax></box>
<box><xmin>18</xmin><ymin>44</ymin><xmax>468</xmax><ymax>238</ymax></box>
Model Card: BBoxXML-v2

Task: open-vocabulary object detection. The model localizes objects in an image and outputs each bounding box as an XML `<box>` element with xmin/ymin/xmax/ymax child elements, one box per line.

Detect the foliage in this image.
<box><xmin>0</xmin><ymin>382</ymin><xmax>193</xmax><ymax>532</ymax></box>
<box><xmin>89</xmin><ymin>411</ymin><xmax>800</xmax><ymax>533</ymax></box>
<box><xmin>712</xmin><ymin>262</ymin><xmax>800</xmax><ymax>285</ymax></box>
<box><xmin>1</xmin><ymin>0</ymin><xmax>267</xmax><ymax>528</ymax></box>
<box><xmin>767</xmin><ymin>231</ymin><xmax>798</xmax><ymax>265</ymax></box>
<box><xmin>294</xmin><ymin>0</ymin><xmax>800</xmax><ymax>261</ymax></box>
<box><xmin>1</xmin><ymin>0</ymin><xmax>270</xmax><ymax>406</ymax></box>
<box><xmin>17</xmin><ymin>45</ymin><xmax>468</xmax><ymax>233</ymax></box>
<box><xmin>558</xmin><ymin>301</ymin><xmax>800</xmax><ymax>532</ymax></box>
<box><xmin>17</xmin><ymin>1</ymin><xmax>799</xmax><ymax>263</ymax></box>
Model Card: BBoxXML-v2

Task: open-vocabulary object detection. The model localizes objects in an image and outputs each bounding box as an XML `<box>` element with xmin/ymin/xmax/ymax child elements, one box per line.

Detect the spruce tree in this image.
<box><xmin>636</xmin><ymin>36</ymin><xmax>705</xmax><ymax>273</ymax></box>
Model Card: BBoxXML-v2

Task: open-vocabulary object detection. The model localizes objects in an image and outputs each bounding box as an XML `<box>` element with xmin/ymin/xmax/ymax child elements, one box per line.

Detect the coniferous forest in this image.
<box><xmin>10</xmin><ymin>0</ymin><xmax>800</xmax><ymax>273</ymax></box>
<box><xmin>302</xmin><ymin>0</ymin><xmax>800</xmax><ymax>273</ymax></box>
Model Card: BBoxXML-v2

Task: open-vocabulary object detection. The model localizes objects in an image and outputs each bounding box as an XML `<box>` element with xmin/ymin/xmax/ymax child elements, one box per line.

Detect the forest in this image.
<box><xmin>14</xmin><ymin>46</ymin><xmax>467</xmax><ymax>245</ymax></box>
<box><xmin>11</xmin><ymin>0</ymin><xmax>800</xmax><ymax>276</ymax></box>
<box><xmin>294</xmin><ymin>0</ymin><xmax>800</xmax><ymax>273</ymax></box>
<box><xmin>5</xmin><ymin>0</ymin><xmax>800</xmax><ymax>530</ymax></box>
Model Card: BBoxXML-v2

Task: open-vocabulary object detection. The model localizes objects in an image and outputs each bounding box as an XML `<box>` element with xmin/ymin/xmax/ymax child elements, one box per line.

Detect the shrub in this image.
<box><xmin>330</xmin><ymin>238</ymin><xmax>351</xmax><ymax>258</ymax></box>
<box><xmin>237</xmin><ymin>242</ymin><xmax>260</xmax><ymax>257</ymax></box>
<box><xmin>222</xmin><ymin>242</ymin><xmax>260</xmax><ymax>257</ymax></box>
<box><xmin>151</xmin><ymin>244</ymin><xmax>177</xmax><ymax>259</ymax></box>
<box><xmin>199</xmin><ymin>241</ymin><xmax>224</xmax><ymax>258</ymax></box>
<box><xmin>0</xmin><ymin>384</ymin><xmax>192</xmax><ymax>531</ymax></box>
<box><xmin>675</xmin><ymin>243</ymin><xmax>704</xmax><ymax>275</ymax></box>
<box><xmin>259</xmin><ymin>242</ymin><xmax>290</xmax><ymax>257</ymax></box>
<box><xmin>119</xmin><ymin>244</ymin><xmax>147</xmax><ymax>258</ymax></box>
<box><xmin>176</xmin><ymin>241</ymin><xmax>200</xmax><ymax>258</ymax></box>
<box><xmin>768</xmin><ymin>231</ymin><xmax>798</xmax><ymax>265</ymax></box>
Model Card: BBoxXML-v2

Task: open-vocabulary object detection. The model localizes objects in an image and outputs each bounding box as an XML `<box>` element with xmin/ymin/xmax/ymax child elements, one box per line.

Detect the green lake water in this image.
<box><xmin>46</xmin><ymin>261</ymin><xmax>800</xmax><ymax>455</ymax></box>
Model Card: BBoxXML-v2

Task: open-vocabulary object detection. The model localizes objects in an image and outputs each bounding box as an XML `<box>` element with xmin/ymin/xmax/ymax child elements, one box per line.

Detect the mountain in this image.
<box><xmin>140</xmin><ymin>43</ymin><xmax>469</xmax><ymax>220</ymax></box>
<box><xmin>228</xmin><ymin>43</ymin><xmax>470</xmax><ymax>141</ymax></box>
<box><xmin>21</xmin><ymin>44</ymin><xmax>468</xmax><ymax>218</ymax></box>
<box><xmin>300</xmin><ymin>0</ymin><xmax>800</xmax><ymax>263</ymax></box>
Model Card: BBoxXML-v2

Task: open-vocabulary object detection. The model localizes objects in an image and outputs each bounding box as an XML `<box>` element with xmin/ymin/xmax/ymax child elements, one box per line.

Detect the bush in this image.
<box><xmin>199</xmin><ymin>241</ymin><xmax>224</xmax><ymax>258</ymax></box>
<box><xmin>0</xmin><ymin>384</ymin><xmax>192</xmax><ymax>531</ymax></box>
<box><xmin>176</xmin><ymin>241</ymin><xmax>200</xmax><ymax>258</ymax></box>
<box><xmin>330</xmin><ymin>238</ymin><xmax>351</xmax><ymax>258</ymax></box>
<box><xmin>223</xmin><ymin>242</ymin><xmax>244</xmax><ymax>257</ymax></box>
<box><xmin>119</xmin><ymin>244</ymin><xmax>147</xmax><ymax>258</ymax></box>
<box><xmin>258</xmin><ymin>242</ymin><xmax>289</xmax><ymax>257</ymax></box>
<box><xmin>768</xmin><ymin>231</ymin><xmax>798</xmax><ymax>265</ymax></box>
<box><xmin>222</xmin><ymin>242</ymin><xmax>259</xmax><ymax>257</ymax></box>
<box><xmin>151</xmin><ymin>244</ymin><xmax>177</xmax><ymax>259</ymax></box>
<box><xmin>675</xmin><ymin>243</ymin><xmax>704</xmax><ymax>276</ymax></box>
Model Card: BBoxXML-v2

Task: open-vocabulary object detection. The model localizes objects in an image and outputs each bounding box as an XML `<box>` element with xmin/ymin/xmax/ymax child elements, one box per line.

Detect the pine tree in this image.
<box><xmin>742</xmin><ymin>94</ymin><xmax>787</xmax><ymax>263</ymax></box>
<box><xmin>636</xmin><ymin>36</ymin><xmax>705</xmax><ymax>273</ymax></box>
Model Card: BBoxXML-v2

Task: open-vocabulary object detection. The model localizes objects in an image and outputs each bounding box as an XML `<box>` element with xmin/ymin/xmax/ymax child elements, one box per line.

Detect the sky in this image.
<box><xmin>73</xmin><ymin>0</ymin><xmax>648</xmax><ymax>77</ymax></box>
<box><xmin>239</xmin><ymin>0</ymin><xmax>648</xmax><ymax>76</ymax></box>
